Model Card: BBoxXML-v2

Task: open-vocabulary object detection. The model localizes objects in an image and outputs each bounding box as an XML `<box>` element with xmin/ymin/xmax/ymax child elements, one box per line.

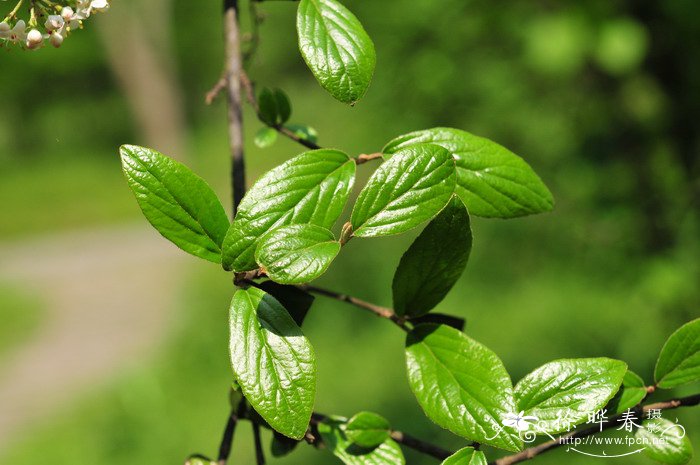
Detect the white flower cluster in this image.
<box><xmin>0</xmin><ymin>0</ymin><xmax>109</xmax><ymax>50</ymax></box>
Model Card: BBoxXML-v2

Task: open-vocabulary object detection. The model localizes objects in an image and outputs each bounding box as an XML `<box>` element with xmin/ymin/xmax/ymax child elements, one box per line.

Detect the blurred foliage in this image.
<box><xmin>0</xmin><ymin>0</ymin><xmax>698</xmax><ymax>463</ymax></box>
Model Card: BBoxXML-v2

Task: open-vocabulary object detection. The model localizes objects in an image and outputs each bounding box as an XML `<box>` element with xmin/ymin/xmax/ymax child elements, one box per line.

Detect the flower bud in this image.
<box><xmin>90</xmin><ymin>0</ymin><xmax>110</xmax><ymax>12</ymax></box>
<box><xmin>26</xmin><ymin>28</ymin><xmax>43</xmax><ymax>49</ymax></box>
<box><xmin>0</xmin><ymin>22</ymin><xmax>10</xmax><ymax>40</ymax></box>
<box><xmin>50</xmin><ymin>32</ymin><xmax>64</xmax><ymax>48</ymax></box>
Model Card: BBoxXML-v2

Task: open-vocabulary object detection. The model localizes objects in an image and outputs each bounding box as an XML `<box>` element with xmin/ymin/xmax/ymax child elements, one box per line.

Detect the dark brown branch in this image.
<box><xmin>491</xmin><ymin>393</ymin><xmax>700</xmax><ymax>465</ymax></box>
<box><xmin>299</xmin><ymin>284</ymin><xmax>409</xmax><ymax>331</ymax></box>
<box><xmin>224</xmin><ymin>0</ymin><xmax>246</xmax><ymax>216</ymax></box>
<box><xmin>217</xmin><ymin>403</ymin><xmax>245</xmax><ymax>465</ymax></box>
<box><xmin>252</xmin><ymin>422</ymin><xmax>266</xmax><ymax>465</ymax></box>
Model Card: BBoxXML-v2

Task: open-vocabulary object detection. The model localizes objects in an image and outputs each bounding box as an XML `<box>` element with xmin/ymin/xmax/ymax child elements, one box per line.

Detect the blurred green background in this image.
<box><xmin>0</xmin><ymin>0</ymin><xmax>698</xmax><ymax>464</ymax></box>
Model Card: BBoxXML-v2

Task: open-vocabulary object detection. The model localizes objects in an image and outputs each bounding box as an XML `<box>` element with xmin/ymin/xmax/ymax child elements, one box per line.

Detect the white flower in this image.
<box><xmin>50</xmin><ymin>31</ymin><xmax>64</xmax><ymax>48</ymax></box>
<box><xmin>0</xmin><ymin>22</ymin><xmax>10</xmax><ymax>39</ymax></box>
<box><xmin>26</xmin><ymin>28</ymin><xmax>44</xmax><ymax>49</ymax></box>
<box><xmin>61</xmin><ymin>6</ymin><xmax>75</xmax><ymax>21</ymax></box>
<box><xmin>6</xmin><ymin>20</ymin><xmax>27</xmax><ymax>44</ymax></box>
<box><xmin>503</xmin><ymin>411</ymin><xmax>538</xmax><ymax>432</ymax></box>
<box><xmin>90</xmin><ymin>0</ymin><xmax>110</xmax><ymax>12</ymax></box>
<box><xmin>45</xmin><ymin>15</ymin><xmax>65</xmax><ymax>32</ymax></box>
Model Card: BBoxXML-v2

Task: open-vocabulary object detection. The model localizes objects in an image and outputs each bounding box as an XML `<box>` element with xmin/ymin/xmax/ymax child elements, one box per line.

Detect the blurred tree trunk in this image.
<box><xmin>96</xmin><ymin>0</ymin><xmax>187</xmax><ymax>161</ymax></box>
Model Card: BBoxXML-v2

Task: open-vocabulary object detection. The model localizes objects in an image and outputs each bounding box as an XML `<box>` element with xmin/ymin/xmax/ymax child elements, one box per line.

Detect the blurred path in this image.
<box><xmin>0</xmin><ymin>225</ymin><xmax>186</xmax><ymax>451</ymax></box>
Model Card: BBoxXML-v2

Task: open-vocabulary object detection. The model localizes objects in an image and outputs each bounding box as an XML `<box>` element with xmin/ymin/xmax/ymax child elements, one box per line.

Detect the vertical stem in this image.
<box><xmin>252</xmin><ymin>422</ymin><xmax>266</xmax><ymax>465</ymax></box>
<box><xmin>223</xmin><ymin>0</ymin><xmax>246</xmax><ymax>217</ymax></box>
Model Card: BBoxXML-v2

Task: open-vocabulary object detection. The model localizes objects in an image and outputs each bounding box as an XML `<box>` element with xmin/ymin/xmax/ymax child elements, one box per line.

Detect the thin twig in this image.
<box><xmin>355</xmin><ymin>152</ymin><xmax>384</xmax><ymax>164</ymax></box>
<box><xmin>252</xmin><ymin>422</ymin><xmax>266</xmax><ymax>465</ymax></box>
<box><xmin>299</xmin><ymin>284</ymin><xmax>409</xmax><ymax>331</ymax></box>
<box><xmin>206</xmin><ymin>74</ymin><xmax>227</xmax><ymax>105</ymax></box>
<box><xmin>224</xmin><ymin>0</ymin><xmax>246</xmax><ymax>216</ymax></box>
<box><xmin>490</xmin><ymin>393</ymin><xmax>700</xmax><ymax>465</ymax></box>
<box><xmin>217</xmin><ymin>403</ymin><xmax>244</xmax><ymax>465</ymax></box>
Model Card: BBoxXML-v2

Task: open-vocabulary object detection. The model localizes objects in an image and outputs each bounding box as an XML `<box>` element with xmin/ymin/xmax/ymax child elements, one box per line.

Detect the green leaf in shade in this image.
<box><xmin>254</xmin><ymin>127</ymin><xmax>278</xmax><ymax>148</ymax></box>
<box><xmin>514</xmin><ymin>358</ymin><xmax>627</xmax><ymax>434</ymax></box>
<box><xmin>318</xmin><ymin>417</ymin><xmax>405</xmax><ymax>465</ymax></box>
<box><xmin>405</xmin><ymin>324</ymin><xmax>522</xmax><ymax>452</ymax></box>
<box><xmin>636</xmin><ymin>418</ymin><xmax>694</xmax><ymax>465</ymax></box>
<box><xmin>256</xmin><ymin>224</ymin><xmax>341</xmax><ymax>284</ymax></box>
<box><xmin>441</xmin><ymin>447</ymin><xmax>487</xmax><ymax>465</ymax></box>
<box><xmin>119</xmin><ymin>145</ymin><xmax>230</xmax><ymax>263</ymax></box>
<box><xmin>185</xmin><ymin>455</ymin><xmax>215</xmax><ymax>465</ymax></box>
<box><xmin>607</xmin><ymin>370</ymin><xmax>648</xmax><ymax>414</ymax></box>
<box><xmin>351</xmin><ymin>144</ymin><xmax>456</xmax><ymax>237</ymax></box>
<box><xmin>222</xmin><ymin>149</ymin><xmax>355</xmax><ymax>272</ymax></box>
<box><xmin>229</xmin><ymin>287</ymin><xmax>316</xmax><ymax>439</ymax></box>
<box><xmin>344</xmin><ymin>411</ymin><xmax>391</xmax><ymax>448</ymax></box>
<box><xmin>256</xmin><ymin>281</ymin><xmax>315</xmax><ymax>327</ymax></box>
<box><xmin>409</xmin><ymin>313</ymin><xmax>466</xmax><ymax>332</ymax></box>
<box><xmin>271</xmin><ymin>432</ymin><xmax>300</xmax><ymax>457</ymax></box>
<box><xmin>383</xmin><ymin>128</ymin><xmax>553</xmax><ymax>218</ymax></box>
<box><xmin>258</xmin><ymin>88</ymin><xmax>292</xmax><ymax>126</ymax></box>
<box><xmin>392</xmin><ymin>196</ymin><xmax>471</xmax><ymax>317</ymax></box>
<box><xmin>654</xmin><ymin>318</ymin><xmax>700</xmax><ymax>389</ymax></box>
<box><xmin>284</xmin><ymin>124</ymin><xmax>319</xmax><ymax>144</ymax></box>
<box><xmin>297</xmin><ymin>0</ymin><xmax>376</xmax><ymax>104</ymax></box>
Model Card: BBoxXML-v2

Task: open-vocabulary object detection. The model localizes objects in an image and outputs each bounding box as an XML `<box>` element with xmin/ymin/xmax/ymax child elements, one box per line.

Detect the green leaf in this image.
<box><xmin>271</xmin><ymin>432</ymin><xmax>300</xmax><ymax>457</ymax></box>
<box><xmin>409</xmin><ymin>313</ymin><xmax>466</xmax><ymax>332</ymax></box>
<box><xmin>119</xmin><ymin>145</ymin><xmax>230</xmax><ymax>263</ymax></box>
<box><xmin>514</xmin><ymin>358</ymin><xmax>627</xmax><ymax>434</ymax></box>
<box><xmin>222</xmin><ymin>149</ymin><xmax>355</xmax><ymax>272</ymax></box>
<box><xmin>229</xmin><ymin>287</ymin><xmax>316</xmax><ymax>439</ymax></box>
<box><xmin>256</xmin><ymin>224</ymin><xmax>341</xmax><ymax>284</ymax></box>
<box><xmin>392</xmin><ymin>196</ymin><xmax>471</xmax><ymax>317</ymax></box>
<box><xmin>351</xmin><ymin>144</ymin><xmax>456</xmax><ymax>237</ymax></box>
<box><xmin>255</xmin><ymin>127</ymin><xmax>278</xmax><ymax>148</ymax></box>
<box><xmin>383</xmin><ymin>128</ymin><xmax>554</xmax><ymax>218</ymax></box>
<box><xmin>256</xmin><ymin>281</ymin><xmax>315</xmax><ymax>327</ymax></box>
<box><xmin>636</xmin><ymin>418</ymin><xmax>694</xmax><ymax>465</ymax></box>
<box><xmin>297</xmin><ymin>0</ymin><xmax>376</xmax><ymax>104</ymax></box>
<box><xmin>284</xmin><ymin>124</ymin><xmax>319</xmax><ymax>144</ymax></box>
<box><xmin>654</xmin><ymin>318</ymin><xmax>700</xmax><ymax>389</ymax></box>
<box><xmin>607</xmin><ymin>370</ymin><xmax>648</xmax><ymax>414</ymax></box>
<box><xmin>318</xmin><ymin>417</ymin><xmax>405</xmax><ymax>465</ymax></box>
<box><xmin>258</xmin><ymin>88</ymin><xmax>292</xmax><ymax>126</ymax></box>
<box><xmin>344</xmin><ymin>411</ymin><xmax>390</xmax><ymax>448</ymax></box>
<box><xmin>405</xmin><ymin>324</ymin><xmax>522</xmax><ymax>452</ymax></box>
<box><xmin>185</xmin><ymin>455</ymin><xmax>215</xmax><ymax>465</ymax></box>
<box><xmin>441</xmin><ymin>447</ymin><xmax>487</xmax><ymax>465</ymax></box>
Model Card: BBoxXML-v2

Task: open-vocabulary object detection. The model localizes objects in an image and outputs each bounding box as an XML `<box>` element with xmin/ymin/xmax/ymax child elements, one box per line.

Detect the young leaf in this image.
<box><xmin>383</xmin><ymin>128</ymin><xmax>553</xmax><ymax>218</ymax></box>
<box><xmin>270</xmin><ymin>432</ymin><xmax>300</xmax><ymax>458</ymax></box>
<box><xmin>256</xmin><ymin>281</ymin><xmax>315</xmax><ymax>327</ymax></box>
<box><xmin>351</xmin><ymin>144</ymin><xmax>456</xmax><ymax>238</ymax></box>
<box><xmin>254</xmin><ymin>127</ymin><xmax>278</xmax><ymax>148</ymax></box>
<box><xmin>258</xmin><ymin>88</ymin><xmax>292</xmax><ymax>126</ymax></box>
<box><xmin>344</xmin><ymin>411</ymin><xmax>390</xmax><ymax>448</ymax></box>
<box><xmin>318</xmin><ymin>417</ymin><xmax>405</xmax><ymax>465</ymax></box>
<box><xmin>255</xmin><ymin>224</ymin><xmax>341</xmax><ymax>285</ymax></box>
<box><xmin>607</xmin><ymin>370</ymin><xmax>648</xmax><ymax>414</ymax></box>
<box><xmin>441</xmin><ymin>447</ymin><xmax>487</xmax><ymax>465</ymax></box>
<box><xmin>222</xmin><ymin>149</ymin><xmax>355</xmax><ymax>272</ymax></box>
<box><xmin>284</xmin><ymin>124</ymin><xmax>319</xmax><ymax>144</ymax></box>
<box><xmin>297</xmin><ymin>0</ymin><xmax>376</xmax><ymax>104</ymax></box>
<box><xmin>229</xmin><ymin>287</ymin><xmax>316</xmax><ymax>439</ymax></box>
<box><xmin>654</xmin><ymin>318</ymin><xmax>700</xmax><ymax>389</ymax></box>
<box><xmin>119</xmin><ymin>145</ymin><xmax>230</xmax><ymax>263</ymax></box>
<box><xmin>514</xmin><ymin>358</ymin><xmax>627</xmax><ymax>434</ymax></box>
<box><xmin>635</xmin><ymin>418</ymin><xmax>694</xmax><ymax>465</ymax></box>
<box><xmin>405</xmin><ymin>324</ymin><xmax>522</xmax><ymax>452</ymax></box>
<box><xmin>392</xmin><ymin>196</ymin><xmax>472</xmax><ymax>317</ymax></box>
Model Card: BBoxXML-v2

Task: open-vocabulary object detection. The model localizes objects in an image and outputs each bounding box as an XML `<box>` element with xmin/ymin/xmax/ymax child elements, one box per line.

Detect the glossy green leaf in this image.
<box><xmin>344</xmin><ymin>411</ymin><xmax>390</xmax><ymax>448</ymax></box>
<box><xmin>607</xmin><ymin>370</ymin><xmax>647</xmax><ymax>414</ymax></box>
<box><xmin>351</xmin><ymin>144</ymin><xmax>456</xmax><ymax>237</ymax></box>
<box><xmin>222</xmin><ymin>149</ymin><xmax>355</xmax><ymax>272</ymax></box>
<box><xmin>392</xmin><ymin>196</ymin><xmax>471</xmax><ymax>317</ymax></box>
<box><xmin>256</xmin><ymin>281</ymin><xmax>315</xmax><ymax>327</ymax></box>
<box><xmin>284</xmin><ymin>124</ymin><xmax>319</xmax><ymax>144</ymax></box>
<box><xmin>441</xmin><ymin>447</ymin><xmax>487</xmax><ymax>465</ymax></box>
<box><xmin>255</xmin><ymin>127</ymin><xmax>278</xmax><ymax>148</ymax></box>
<box><xmin>383</xmin><ymin>128</ymin><xmax>554</xmax><ymax>218</ymax></box>
<box><xmin>271</xmin><ymin>432</ymin><xmax>300</xmax><ymax>457</ymax></box>
<box><xmin>256</xmin><ymin>224</ymin><xmax>340</xmax><ymax>284</ymax></box>
<box><xmin>297</xmin><ymin>0</ymin><xmax>376</xmax><ymax>104</ymax></box>
<box><xmin>514</xmin><ymin>358</ymin><xmax>627</xmax><ymax>434</ymax></box>
<box><xmin>229</xmin><ymin>287</ymin><xmax>316</xmax><ymax>439</ymax></box>
<box><xmin>654</xmin><ymin>318</ymin><xmax>700</xmax><ymax>389</ymax></box>
<box><xmin>409</xmin><ymin>313</ymin><xmax>466</xmax><ymax>331</ymax></box>
<box><xmin>636</xmin><ymin>418</ymin><xmax>693</xmax><ymax>465</ymax></box>
<box><xmin>318</xmin><ymin>417</ymin><xmax>405</xmax><ymax>465</ymax></box>
<box><xmin>258</xmin><ymin>87</ymin><xmax>292</xmax><ymax>126</ymax></box>
<box><xmin>120</xmin><ymin>145</ymin><xmax>230</xmax><ymax>263</ymax></box>
<box><xmin>405</xmin><ymin>324</ymin><xmax>522</xmax><ymax>452</ymax></box>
